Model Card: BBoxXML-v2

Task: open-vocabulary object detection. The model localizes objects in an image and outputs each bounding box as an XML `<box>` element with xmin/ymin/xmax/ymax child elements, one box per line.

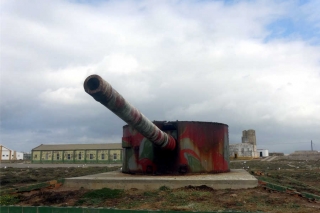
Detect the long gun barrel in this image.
<box><xmin>84</xmin><ymin>74</ymin><xmax>176</xmax><ymax>151</ymax></box>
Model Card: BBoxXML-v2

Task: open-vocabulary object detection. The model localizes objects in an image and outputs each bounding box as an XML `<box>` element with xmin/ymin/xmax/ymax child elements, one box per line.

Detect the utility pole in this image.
<box><xmin>311</xmin><ymin>140</ymin><xmax>313</xmax><ymax>151</ymax></box>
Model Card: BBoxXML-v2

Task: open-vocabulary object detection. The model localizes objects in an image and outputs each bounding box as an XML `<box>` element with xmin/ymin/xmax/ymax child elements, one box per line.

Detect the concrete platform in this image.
<box><xmin>63</xmin><ymin>169</ymin><xmax>258</xmax><ymax>190</ymax></box>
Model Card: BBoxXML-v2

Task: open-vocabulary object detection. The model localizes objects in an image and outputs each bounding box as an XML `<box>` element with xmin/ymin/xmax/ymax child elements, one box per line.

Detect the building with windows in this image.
<box><xmin>0</xmin><ymin>144</ymin><xmax>24</xmax><ymax>161</ymax></box>
<box><xmin>31</xmin><ymin>143</ymin><xmax>122</xmax><ymax>164</ymax></box>
<box><xmin>229</xmin><ymin>142</ymin><xmax>258</xmax><ymax>159</ymax></box>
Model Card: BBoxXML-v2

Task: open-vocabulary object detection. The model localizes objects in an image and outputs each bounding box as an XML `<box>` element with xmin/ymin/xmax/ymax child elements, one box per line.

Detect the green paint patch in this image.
<box><xmin>185</xmin><ymin>153</ymin><xmax>204</xmax><ymax>172</ymax></box>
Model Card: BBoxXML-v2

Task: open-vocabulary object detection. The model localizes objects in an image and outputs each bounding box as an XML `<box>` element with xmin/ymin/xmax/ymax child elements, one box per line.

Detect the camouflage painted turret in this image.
<box><xmin>84</xmin><ymin>74</ymin><xmax>230</xmax><ymax>175</ymax></box>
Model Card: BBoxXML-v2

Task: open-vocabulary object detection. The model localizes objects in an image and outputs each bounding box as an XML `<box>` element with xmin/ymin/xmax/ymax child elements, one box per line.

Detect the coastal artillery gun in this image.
<box><xmin>84</xmin><ymin>74</ymin><xmax>230</xmax><ymax>174</ymax></box>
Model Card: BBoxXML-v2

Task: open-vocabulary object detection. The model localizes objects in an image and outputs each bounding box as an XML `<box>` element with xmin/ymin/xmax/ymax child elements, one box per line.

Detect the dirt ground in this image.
<box><xmin>1</xmin><ymin>159</ymin><xmax>320</xmax><ymax>213</ymax></box>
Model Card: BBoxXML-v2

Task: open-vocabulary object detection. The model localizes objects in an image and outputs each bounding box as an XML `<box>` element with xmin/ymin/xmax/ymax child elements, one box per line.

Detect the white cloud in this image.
<box><xmin>39</xmin><ymin>87</ymin><xmax>85</xmax><ymax>107</ymax></box>
<box><xmin>99</xmin><ymin>54</ymin><xmax>140</xmax><ymax>74</ymax></box>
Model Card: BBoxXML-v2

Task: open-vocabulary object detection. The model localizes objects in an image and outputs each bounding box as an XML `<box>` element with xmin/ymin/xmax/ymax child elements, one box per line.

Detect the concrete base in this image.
<box><xmin>63</xmin><ymin>169</ymin><xmax>258</xmax><ymax>190</ymax></box>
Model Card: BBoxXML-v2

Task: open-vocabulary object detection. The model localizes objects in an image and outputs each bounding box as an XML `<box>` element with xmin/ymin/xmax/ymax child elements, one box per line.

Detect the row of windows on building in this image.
<box><xmin>240</xmin><ymin>148</ymin><xmax>252</xmax><ymax>152</ymax></box>
<box><xmin>2</xmin><ymin>154</ymin><xmax>21</xmax><ymax>157</ymax></box>
<box><xmin>34</xmin><ymin>153</ymin><xmax>119</xmax><ymax>160</ymax></box>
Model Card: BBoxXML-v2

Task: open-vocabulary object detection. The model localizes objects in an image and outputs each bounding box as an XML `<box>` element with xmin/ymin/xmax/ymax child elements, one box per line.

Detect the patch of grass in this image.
<box><xmin>143</xmin><ymin>191</ymin><xmax>158</xmax><ymax>197</ymax></box>
<box><xmin>0</xmin><ymin>194</ymin><xmax>19</xmax><ymax>205</ymax></box>
<box><xmin>159</xmin><ymin>185</ymin><xmax>170</xmax><ymax>191</ymax></box>
<box><xmin>164</xmin><ymin>191</ymin><xmax>190</xmax><ymax>206</ymax></box>
<box><xmin>190</xmin><ymin>191</ymin><xmax>211</xmax><ymax>197</ymax></box>
<box><xmin>289</xmin><ymin>203</ymin><xmax>300</xmax><ymax>208</ymax></box>
<box><xmin>191</xmin><ymin>203</ymin><xmax>219</xmax><ymax>212</ymax></box>
<box><xmin>83</xmin><ymin>188</ymin><xmax>123</xmax><ymax>199</ymax></box>
<box><xmin>122</xmin><ymin>200</ymin><xmax>141</xmax><ymax>209</ymax></box>
<box><xmin>75</xmin><ymin>188</ymin><xmax>124</xmax><ymax>206</ymax></box>
<box><xmin>172</xmin><ymin>191</ymin><xmax>189</xmax><ymax>199</ymax></box>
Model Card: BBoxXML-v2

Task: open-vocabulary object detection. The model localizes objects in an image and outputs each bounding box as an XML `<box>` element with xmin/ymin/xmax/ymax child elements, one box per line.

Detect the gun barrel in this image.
<box><xmin>84</xmin><ymin>74</ymin><xmax>176</xmax><ymax>151</ymax></box>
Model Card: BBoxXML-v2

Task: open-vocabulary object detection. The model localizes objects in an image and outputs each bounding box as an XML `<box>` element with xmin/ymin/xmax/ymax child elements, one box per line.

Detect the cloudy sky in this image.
<box><xmin>1</xmin><ymin>0</ymin><xmax>319</xmax><ymax>154</ymax></box>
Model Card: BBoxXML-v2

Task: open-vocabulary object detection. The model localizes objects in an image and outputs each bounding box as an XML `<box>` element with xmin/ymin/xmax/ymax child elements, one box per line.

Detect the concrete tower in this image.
<box><xmin>242</xmin><ymin>129</ymin><xmax>256</xmax><ymax>145</ymax></box>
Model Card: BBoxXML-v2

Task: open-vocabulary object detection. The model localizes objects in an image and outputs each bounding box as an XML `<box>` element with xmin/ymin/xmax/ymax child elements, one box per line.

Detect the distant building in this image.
<box><xmin>229</xmin><ymin>129</ymin><xmax>258</xmax><ymax>159</ymax></box>
<box><xmin>23</xmin><ymin>152</ymin><xmax>32</xmax><ymax>160</ymax></box>
<box><xmin>241</xmin><ymin>129</ymin><xmax>256</xmax><ymax>145</ymax></box>
<box><xmin>257</xmin><ymin>149</ymin><xmax>269</xmax><ymax>157</ymax></box>
<box><xmin>0</xmin><ymin>144</ymin><xmax>24</xmax><ymax>161</ymax></box>
<box><xmin>31</xmin><ymin>143</ymin><xmax>122</xmax><ymax>164</ymax></box>
<box><xmin>229</xmin><ymin>143</ymin><xmax>257</xmax><ymax>158</ymax></box>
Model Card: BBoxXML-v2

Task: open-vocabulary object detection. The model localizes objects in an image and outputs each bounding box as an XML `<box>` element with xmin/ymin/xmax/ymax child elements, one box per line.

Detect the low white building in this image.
<box><xmin>0</xmin><ymin>144</ymin><xmax>24</xmax><ymax>160</ymax></box>
<box><xmin>257</xmin><ymin>149</ymin><xmax>269</xmax><ymax>157</ymax></box>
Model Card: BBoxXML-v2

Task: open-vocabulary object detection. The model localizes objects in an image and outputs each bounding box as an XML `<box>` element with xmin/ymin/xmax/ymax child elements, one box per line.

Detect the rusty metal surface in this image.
<box><xmin>122</xmin><ymin>121</ymin><xmax>230</xmax><ymax>174</ymax></box>
<box><xmin>178</xmin><ymin>121</ymin><xmax>229</xmax><ymax>173</ymax></box>
<box><xmin>84</xmin><ymin>75</ymin><xmax>176</xmax><ymax>151</ymax></box>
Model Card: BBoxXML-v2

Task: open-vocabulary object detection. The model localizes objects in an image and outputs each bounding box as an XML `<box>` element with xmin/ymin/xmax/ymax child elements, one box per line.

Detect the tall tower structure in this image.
<box><xmin>242</xmin><ymin>129</ymin><xmax>256</xmax><ymax>145</ymax></box>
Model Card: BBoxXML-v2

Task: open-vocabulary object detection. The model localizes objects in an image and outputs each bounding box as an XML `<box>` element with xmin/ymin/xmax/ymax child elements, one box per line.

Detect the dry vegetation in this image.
<box><xmin>1</xmin><ymin>159</ymin><xmax>320</xmax><ymax>213</ymax></box>
<box><xmin>0</xmin><ymin>166</ymin><xmax>120</xmax><ymax>190</ymax></box>
<box><xmin>231</xmin><ymin>159</ymin><xmax>320</xmax><ymax>195</ymax></box>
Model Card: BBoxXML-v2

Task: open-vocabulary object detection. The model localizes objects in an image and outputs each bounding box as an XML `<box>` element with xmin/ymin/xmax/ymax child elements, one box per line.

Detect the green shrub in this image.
<box><xmin>0</xmin><ymin>194</ymin><xmax>19</xmax><ymax>205</ymax></box>
<box><xmin>159</xmin><ymin>185</ymin><xmax>170</xmax><ymax>191</ymax></box>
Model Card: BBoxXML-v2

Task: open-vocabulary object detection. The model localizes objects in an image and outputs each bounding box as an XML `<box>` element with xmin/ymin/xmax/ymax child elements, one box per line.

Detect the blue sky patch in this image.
<box><xmin>265</xmin><ymin>17</ymin><xmax>320</xmax><ymax>45</ymax></box>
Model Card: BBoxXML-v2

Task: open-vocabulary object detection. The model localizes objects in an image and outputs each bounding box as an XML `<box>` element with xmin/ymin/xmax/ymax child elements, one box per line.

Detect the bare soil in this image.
<box><xmin>1</xmin><ymin>159</ymin><xmax>320</xmax><ymax>213</ymax></box>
